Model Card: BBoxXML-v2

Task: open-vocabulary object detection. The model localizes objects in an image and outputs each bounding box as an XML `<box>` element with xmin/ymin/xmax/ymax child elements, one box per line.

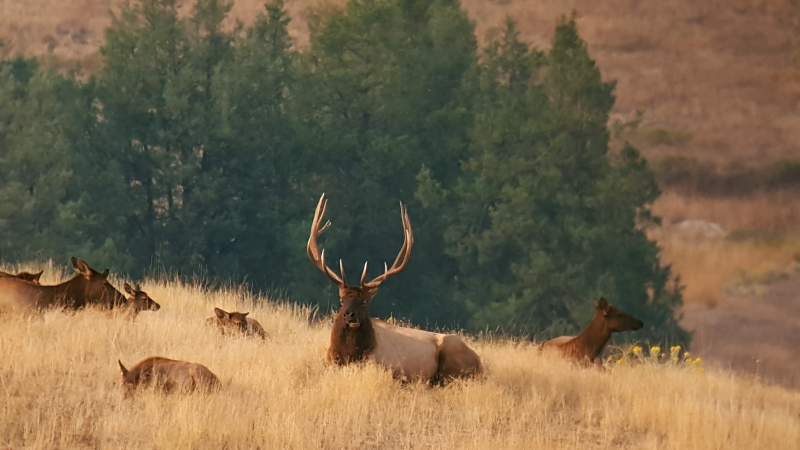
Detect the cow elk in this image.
<box><xmin>206</xmin><ymin>307</ymin><xmax>267</xmax><ymax>339</ymax></box>
<box><xmin>122</xmin><ymin>283</ymin><xmax>161</xmax><ymax>315</ymax></box>
<box><xmin>0</xmin><ymin>270</ymin><xmax>43</xmax><ymax>284</ymax></box>
<box><xmin>307</xmin><ymin>193</ymin><xmax>482</xmax><ymax>384</ymax></box>
<box><xmin>0</xmin><ymin>257</ymin><xmax>126</xmax><ymax>314</ymax></box>
<box><xmin>540</xmin><ymin>298</ymin><xmax>643</xmax><ymax>364</ymax></box>
<box><xmin>117</xmin><ymin>357</ymin><xmax>221</xmax><ymax>397</ymax></box>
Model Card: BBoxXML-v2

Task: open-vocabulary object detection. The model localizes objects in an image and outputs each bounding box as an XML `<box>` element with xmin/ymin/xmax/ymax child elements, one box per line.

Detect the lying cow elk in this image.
<box><xmin>540</xmin><ymin>298</ymin><xmax>643</xmax><ymax>364</ymax></box>
<box><xmin>0</xmin><ymin>270</ymin><xmax>43</xmax><ymax>284</ymax></box>
<box><xmin>0</xmin><ymin>257</ymin><xmax>126</xmax><ymax>314</ymax></box>
<box><xmin>123</xmin><ymin>283</ymin><xmax>161</xmax><ymax>315</ymax></box>
<box><xmin>117</xmin><ymin>357</ymin><xmax>221</xmax><ymax>397</ymax></box>
<box><xmin>307</xmin><ymin>193</ymin><xmax>482</xmax><ymax>384</ymax></box>
<box><xmin>206</xmin><ymin>307</ymin><xmax>267</xmax><ymax>339</ymax></box>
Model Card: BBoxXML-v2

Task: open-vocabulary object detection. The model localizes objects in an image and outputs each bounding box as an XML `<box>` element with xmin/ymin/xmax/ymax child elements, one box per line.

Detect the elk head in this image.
<box><xmin>71</xmin><ymin>257</ymin><xmax>127</xmax><ymax>308</ymax></box>
<box><xmin>596</xmin><ymin>298</ymin><xmax>643</xmax><ymax>332</ymax></box>
<box><xmin>15</xmin><ymin>270</ymin><xmax>43</xmax><ymax>284</ymax></box>
<box><xmin>212</xmin><ymin>307</ymin><xmax>250</xmax><ymax>333</ymax></box>
<box><xmin>307</xmin><ymin>193</ymin><xmax>413</xmax><ymax>363</ymax></box>
<box><xmin>123</xmin><ymin>282</ymin><xmax>161</xmax><ymax>312</ymax></box>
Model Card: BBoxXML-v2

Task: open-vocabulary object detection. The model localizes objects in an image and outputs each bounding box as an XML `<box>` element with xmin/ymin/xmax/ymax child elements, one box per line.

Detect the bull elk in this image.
<box><xmin>117</xmin><ymin>357</ymin><xmax>221</xmax><ymax>397</ymax></box>
<box><xmin>0</xmin><ymin>270</ymin><xmax>43</xmax><ymax>284</ymax></box>
<box><xmin>0</xmin><ymin>257</ymin><xmax>126</xmax><ymax>314</ymax></box>
<box><xmin>307</xmin><ymin>193</ymin><xmax>482</xmax><ymax>384</ymax></box>
<box><xmin>540</xmin><ymin>298</ymin><xmax>643</xmax><ymax>364</ymax></box>
<box><xmin>206</xmin><ymin>307</ymin><xmax>267</xmax><ymax>339</ymax></box>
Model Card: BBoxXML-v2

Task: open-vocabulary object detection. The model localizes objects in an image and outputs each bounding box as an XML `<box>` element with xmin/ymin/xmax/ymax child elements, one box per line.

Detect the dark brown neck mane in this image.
<box><xmin>328</xmin><ymin>316</ymin><xmax>376</xmax><ymax>365</ymax></box>
<box><xmin>570</xmin><ymin>312</ymin><xmax>612</xmax><ymax>362</ymax></box>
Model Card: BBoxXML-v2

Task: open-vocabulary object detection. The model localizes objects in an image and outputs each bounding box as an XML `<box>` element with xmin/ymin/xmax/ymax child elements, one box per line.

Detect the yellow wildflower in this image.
<box><xmin>631</xmin><ymin>345</ymin><xmax>643</xmax><ymax>358</ymax></box>
<box><xmin>650</xmin><ymin>346</ymin><xmax>661</xmax><ymax>360</ymax></box>
<box><xmin>670</xmin><ymin>345</ymin><xmax>681</xmax><ymax>363</ymax></box>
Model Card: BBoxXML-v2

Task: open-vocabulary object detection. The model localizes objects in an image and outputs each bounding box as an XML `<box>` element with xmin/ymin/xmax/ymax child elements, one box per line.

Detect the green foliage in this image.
<box><xmin>0</xmin><ymin>1</ymin><xmax>687</xmax><ymax>344</ymax></box>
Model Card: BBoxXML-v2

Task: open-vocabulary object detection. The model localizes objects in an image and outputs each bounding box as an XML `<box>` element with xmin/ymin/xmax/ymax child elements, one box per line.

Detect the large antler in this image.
<box><xmin>307</xmin><ymin>193</ymin><xmax>346</xmax><ymax>286</ymax></box>
<box><xmin>360</xmin><ymin>202</ymin><xmax>414</xmax><ymax>289</ymax></box>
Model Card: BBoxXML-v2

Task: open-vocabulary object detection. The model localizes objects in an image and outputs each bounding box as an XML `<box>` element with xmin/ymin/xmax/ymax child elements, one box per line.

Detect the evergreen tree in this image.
<box><xmin>438</xmin><ymin>18</ymin><xmax>687</xmax><ymax>343</ymax></box>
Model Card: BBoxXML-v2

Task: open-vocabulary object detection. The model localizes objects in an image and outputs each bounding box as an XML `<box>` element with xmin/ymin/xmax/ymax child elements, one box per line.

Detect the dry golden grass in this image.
<box><xmin>2</xmin><ymin>263</ymin><xmax>799</xmax><ymax>449</ymax></box>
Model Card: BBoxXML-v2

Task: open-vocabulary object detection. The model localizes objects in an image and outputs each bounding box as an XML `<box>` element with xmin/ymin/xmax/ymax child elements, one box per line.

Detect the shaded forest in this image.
<box><xmin>0</xmin><ymin>0</ymin><xmax>687</xmax><ymax>343</ymax></box>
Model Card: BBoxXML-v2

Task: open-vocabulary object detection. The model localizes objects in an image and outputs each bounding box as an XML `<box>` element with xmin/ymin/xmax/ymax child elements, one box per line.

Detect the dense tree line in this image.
<box><xmin>0</xmin><ymin>0</ymin><xmax>688</xmax><ymax>344</ymax></box>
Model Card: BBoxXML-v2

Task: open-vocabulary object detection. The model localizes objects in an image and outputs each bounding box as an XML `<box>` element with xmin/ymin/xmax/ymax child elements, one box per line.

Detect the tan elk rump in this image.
<box><xmin>117</xmin><ymin>356</ymin><xmax>221</xmax><ymax>396</ymax></box>
<box><xmin>206</xmin><ymin>307</ymin><xmax>267</xmax><ymax>339</ymax></box>
<box><xmin>540</xmin><ymin>298</ymin><xmax>643</xmax><ymax>364</ymax></box>
<box><xmin>307</xmin><ymin>193</ymin><xmax>482</xmax><ymax>383</ymax></box>
<box><xmin>0</xmin><ymin>258</ymin><xmax>126</xmax><ymax>315</ymax></box>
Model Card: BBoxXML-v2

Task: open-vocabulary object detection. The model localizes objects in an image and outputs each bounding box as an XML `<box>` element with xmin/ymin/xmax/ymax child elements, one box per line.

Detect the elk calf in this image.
<box><xmin>307</xmin><ymin>193</ymin><xmax>482</xmax><ymax>384</ymax></box>
<box><xmin>540</xmin><ymin>298</ymin><xmax>643</xmax><ymax>364</ymax></box>
<box><xmin>117</xmin><ymin>357</ymin><xmax>220</xmax><ymax>396</ymax></box>
<box><xmin>206</xmin><ymin>307</ymin><xmax>267</xmax><ymax>339</ymax></box>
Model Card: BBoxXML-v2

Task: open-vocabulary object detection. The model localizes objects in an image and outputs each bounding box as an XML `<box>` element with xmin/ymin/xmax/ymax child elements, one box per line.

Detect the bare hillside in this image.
<box><xmin>2</xmin><ymin>0</ymin><xmax>799</xmax><ymax>165</ymax></box>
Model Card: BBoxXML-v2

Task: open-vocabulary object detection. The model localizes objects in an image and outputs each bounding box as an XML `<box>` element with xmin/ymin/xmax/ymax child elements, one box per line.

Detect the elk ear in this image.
<box><xmin>242</xmin><ymin>312</ymin><xmax>249</xmax><ymax>317</ymax></box>
<box><xmin>214</xmin><ymin>307</ymin><xmax>228</xmax><ymax>319</ymax></box>
<box><xmin>118</xmin><ymin>360</ymin><xmax>128</xmax><ymax>376</ymax></box>
<box><xmin>124</xmin><ymin>283</ymin><xmax>134</xmax><ymax>295</ymax></box>
<box><xmin>596</xmin><ymin>297</ymin><xmax>609</xmax><ymax>310</ymax></box>
<box><xmin>32</xmin><ymin>270</ymin><xmax>43</xmax><ymax>282</ymax></box>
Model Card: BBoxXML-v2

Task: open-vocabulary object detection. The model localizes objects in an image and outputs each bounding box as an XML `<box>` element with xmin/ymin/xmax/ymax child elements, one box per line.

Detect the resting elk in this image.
<box><xmin>117</xmin><ymin>357</ymin><xmax>221</xmax><ymax>397</ymax></box>
<box><xmin>0</xmin><ymin>270</ymin><xmax>43</xmax><ymax>284</ymax></box>
<box><xmin>122</xmin><ymin>283</ymin><xmax>161</xmax><ymax>315</ymax></box>
<box><xmin>540</xmin><ymin>298</ymin><xmax>643</xmax><ymax>364</ymax></box>
<box><xmin>206</xmin><ymin>307</ymin><xmax>267</xmax><ymax>340</ymax></box>
<box><xmin>0</xmin><ymin>257</ymin><xmax>126</xmax><ymax>314</ymax></box>
<box><xmin>307</xmin><ymin>193</ymin><xmax>482</xmax><ymax>384</ymax></box>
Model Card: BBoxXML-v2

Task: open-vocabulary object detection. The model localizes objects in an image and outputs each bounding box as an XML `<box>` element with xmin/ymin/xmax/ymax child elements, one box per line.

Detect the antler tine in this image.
<box><xmin>362</xmin><ymin>201</ymin><xmax>414</xmax><ymax>289</ymax></box>
<box><xmin>360</xmin><ymin>261</ymin><xmax>369</xmax><ymax>286</ymax></box>
<box><xmin>307</xmin><ymin>193</ymin><xmax>345</xmax><ymax>286</ymax></box>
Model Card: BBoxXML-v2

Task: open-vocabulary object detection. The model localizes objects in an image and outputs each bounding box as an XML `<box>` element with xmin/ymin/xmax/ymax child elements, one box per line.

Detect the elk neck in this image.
<box><xmin>329</xmin><ymin>314</ymin><xmax>376</xmax><ymax>365</ymax></box>
<box><xmin>571</xmin><ymin>311</ymin><xmax>612</xmax><ymax>361</ymax></box>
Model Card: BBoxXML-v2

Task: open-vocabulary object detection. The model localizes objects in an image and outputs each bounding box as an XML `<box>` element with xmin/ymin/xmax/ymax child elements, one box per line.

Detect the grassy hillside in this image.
<box><xmin>1</xmin><ymin>265</ymin><xmax>798</xmax><ymax>449</ymax></box>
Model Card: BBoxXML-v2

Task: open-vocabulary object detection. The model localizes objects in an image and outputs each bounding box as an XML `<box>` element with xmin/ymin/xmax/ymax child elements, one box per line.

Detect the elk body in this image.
<box><xmin>206</xmin><ymin>307</ymin><xmax>267</xmax><ymax>339</ymax></box>
<box><xmin>0</xmin><ymin>258</ymin><xmax>126</xmax><ymax>315</ymax></box>
<box><xmin>117</xmin><ymin>357</ymin><xmax>221</xmax><ymax>396</ymax></box>
<box><xmin>307</xmin><ymin>193</ymin><xmax>482</xmax><ymax>383</ymax></box>
<box><xmin>0</xmin><ymin>270</ymin><xmax>43</xmax><ymax>284</ymax></box>
<box><xmin>540</xmin><ymin>298</ymin><xmax>643</xmax><ymax>364</ymax></box>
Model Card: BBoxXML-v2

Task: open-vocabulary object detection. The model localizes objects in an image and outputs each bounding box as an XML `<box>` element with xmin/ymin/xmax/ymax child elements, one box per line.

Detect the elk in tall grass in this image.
<box><xmin>307</xmin><ymin>193</ymin><xmax>482</xmax><ymax>384</ymax></box>
<box><xmin>117</xmin><ymin>357</ymin><xmax>221</xmax><ymax>397</ymax></box>
<box><xmin>206</xmin><ymin>307</ymin><xmax>267</xmax><ymax>339</ymax></box>
<box><xmin>540</xmin><ymin>298</ymin><xmax>643</xmax><ymax>364</ymax></box>
<box><xmin>0</xmin><ymin>257</ymin><xmax>126</xmax><ymax>314</ymax></box>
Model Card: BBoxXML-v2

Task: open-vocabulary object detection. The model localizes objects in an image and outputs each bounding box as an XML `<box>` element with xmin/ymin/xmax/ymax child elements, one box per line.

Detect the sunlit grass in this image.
<box><xmin>1</xmin><ymin>264</ymin><xmax>798</xmax><ymax>449</ymax></box>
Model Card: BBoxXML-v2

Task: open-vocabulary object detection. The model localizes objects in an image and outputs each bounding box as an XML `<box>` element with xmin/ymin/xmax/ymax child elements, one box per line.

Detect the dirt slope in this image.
<box><xmin>681</xmin><ymin>275</ymin><xmax>800</xmax><ymax>390</ymax></box>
